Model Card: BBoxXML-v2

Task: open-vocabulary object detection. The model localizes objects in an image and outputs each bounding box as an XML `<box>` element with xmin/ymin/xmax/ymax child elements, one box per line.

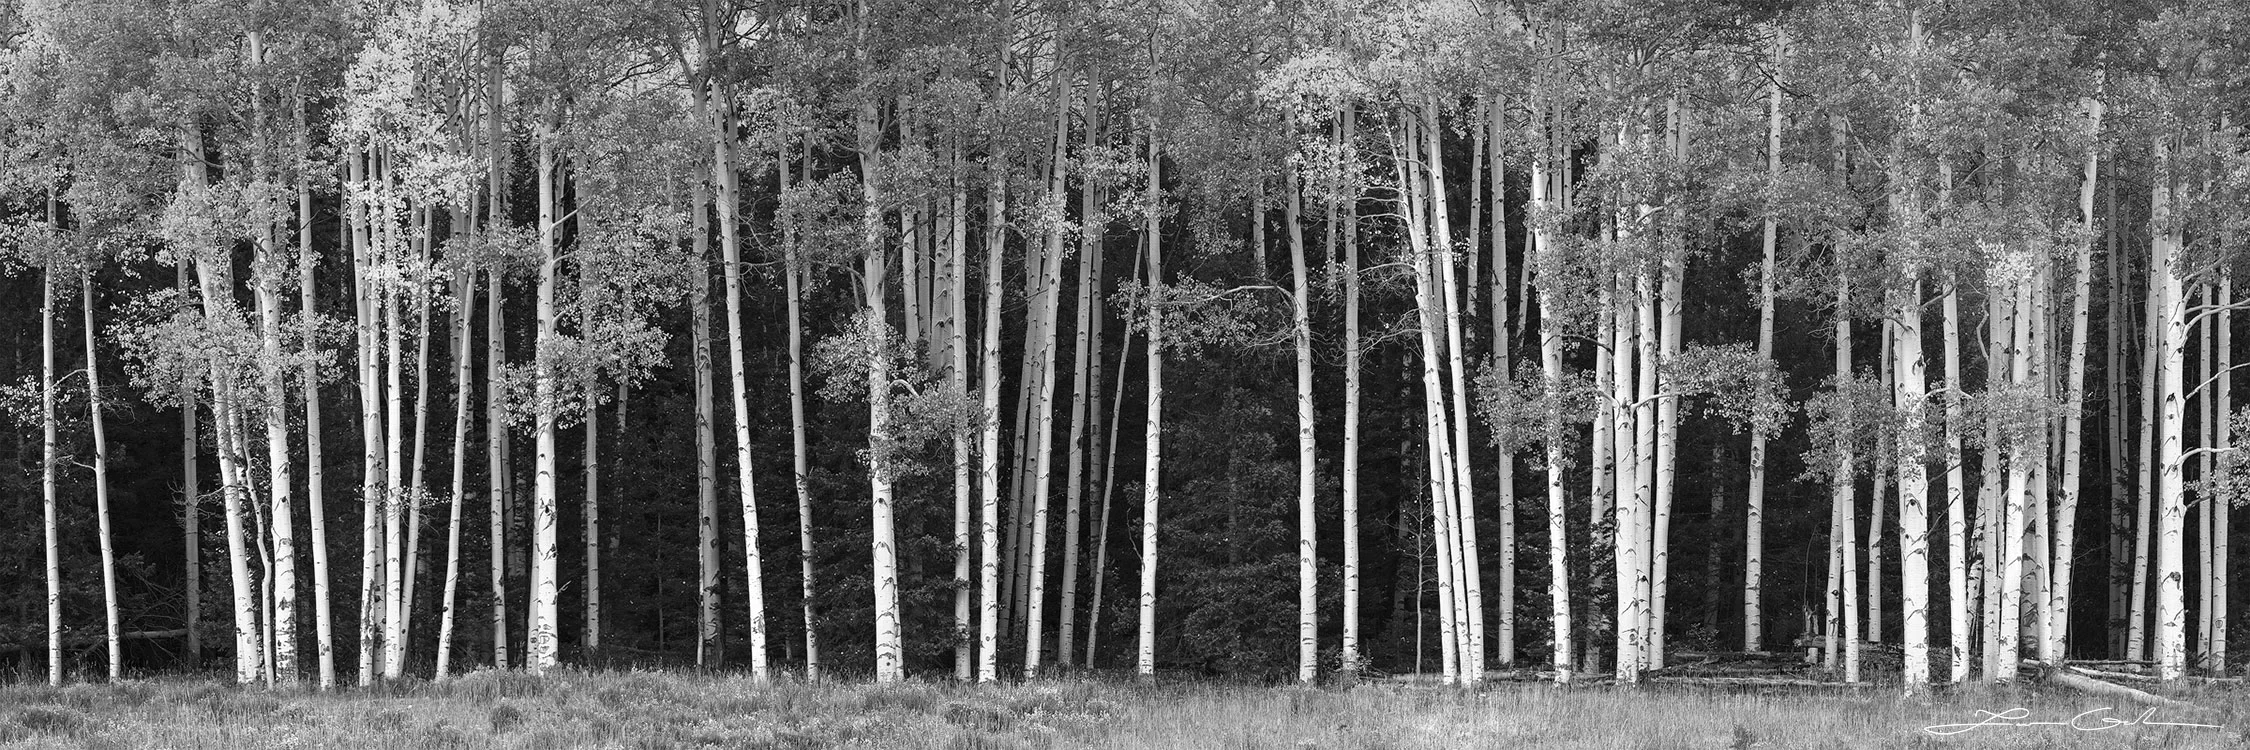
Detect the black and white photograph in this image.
<box><xmin>0</xmin><ymin>0</ymin><xmax>2247</xmax><ymax>746</ymax></box>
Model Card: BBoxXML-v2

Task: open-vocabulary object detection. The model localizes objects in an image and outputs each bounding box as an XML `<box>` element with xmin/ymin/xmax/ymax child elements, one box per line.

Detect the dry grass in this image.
<box><xmin>2</xmin><ymin>670</ymin><xmax>2247</xmax><ymax>749</ymax></box>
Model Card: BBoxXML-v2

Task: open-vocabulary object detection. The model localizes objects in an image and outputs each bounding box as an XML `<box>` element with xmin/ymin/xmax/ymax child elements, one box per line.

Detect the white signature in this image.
<box><xmin>1923</xmin><ymin>707</ymin><xmax>2225</xmax><ymax>735</ymax></box>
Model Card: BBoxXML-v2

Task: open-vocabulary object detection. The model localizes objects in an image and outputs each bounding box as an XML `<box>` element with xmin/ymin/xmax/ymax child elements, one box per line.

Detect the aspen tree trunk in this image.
<box><xmin>1085</xmin><ymin>248</ymin><xmax>1143</xmax><ymax>668</ymax></box>
<box><xmin>484</xmin><ymin>55</ymin><xmax>510</xmax><ymax>671</ymax></box>
<box><xmin>350</xmin><ymin>150</ymin><xmax>385</xmax><ymax>684</ymax></box>
<box><xmin>436</xmin><ymin>268</ymin><xmax>472</xmax><ymax>679</ymax></box>
<box><xmin>949</xmin><ymin>143</ymin><xmax>974</xmax><ymax>680</ymax></box>
<box><xmin>1487</xmin><ymin>102</ymin><xmax>1516</xmax><ymax>666</ymax></box>
<box><xmin>80</xmin><ymin>274</ymin><xmax>121</xmax><ymax>684</ymax></box>
<box><xmin>2048</xmin><ymin>101</ymin><xmax>2102</xmax><ymax>663</ymax></box>
<box><xmin>1612</xmin><ymin>154</ymin><xmax>1646</xmax><ymax>682</ymax></box>
<box><xmin>1995</xmin><ymin>272</ymin><xmax>2033</xmax><ymax>684</ymax></box>
<box><xmin>1136</xmin><ymin>126</ymin><xmax>1165</xmax><ymax>683</ymax></box>
<box><xmin>1981</xmin><ymin>287</ymin><xmax>2006</xmax><ymax>676</ymax></box>
<box><xmin>1341</xmin><ymin>103</ymin><xmax>1364</xmax><ymax>675</ymax></box>
<box><xmin>2132</xmin><ymin>197</ymin><xmax>2160</xmax><ymax>659</ymax></box>
<box><xmin>485</xmin><ymin>266</ymin><xmax>508</xmax><ymax>671</ymax></box>
<box><xmin>1836</xmin><ymin>277</ymin><xmax>1861</xmax><ymax>684</ymax></box>
<box><xmin>785</xmin><ymin>151</ymin><xmax>821</xmax><ymax>680</ymax></box>
<box><xmin>2199</xmin><ymin>284</ymin><xmax>2215</xmax><ymax>665</ymax></box>
<box><xmin>1894</xmin><ymin>272</ymin><xmax>1931</xmax><ymax>690</ymax></box>
<box><xmin>690</xmin><ymin>179</ymin><xmax>722</xmax><ymax>668</ymax></box>
<box><xmin>711</xmin><ymin>87</ymin><xmax>771</xmax><ymax>684</ymax></box>
<box><xmin>1058</xmin><ymin>94</ymin><xmax>1104</xmax><ymax>670</ymax></box>
<box><xmin>2214</xmin><ymin>274</ymin><xmax>2231</xmax><ymax>673</ymax></box>
<box><xmin>977</xmin><ymin>150</ymin><xmax>1010</xmax><ymax>684</ymax></box>
<box><xmin>1022</xmin><ymin>83</ymin><xmax>1072</xmax><ymax>678</ymax></box>
<box><xmin>856</xmin><ymin>75</ymin><xmax>904</xmax><ymax>684</ymax></box>
<box><xmin>1531</xmin><ymin>90</ymin><xmax>1574</xmax><ymax>684</ymax></box>
<box><xmin>1747</xmin><ymin>32</ymin><xmax>1781</xmax><ymax>651</ymax></box>
<box><xmin>299</xmin><ymin>109</ymin><xmax>336</xmax><ymax>689</ymax></box>
<box><xmin>404</xmin><ymin>213</ymin><xmax>434</xmax><ymax>662</ymax></box>
<box><xmin>1399</xmin><ymin>117</ymin><xmax>1462</xmax><ymax>683</ymax></box>
<box><xmin>1890</xmin><ymin>22</ymin><xmax>1930</xmax><ymax>682</ymax></box>
<box><xmin>1426</xmin><ymin>103</ymin><xmax>1486</xmax><ymax>680</ymax></box>
<box><xmin>1399</xmin><ymin>120</ymin><xmax>1456</xmax><ymax>682</ymax></box>
<box><xmin>1288</xmin><ymin>109</ymin><xmax>1318</xmax><ymax>684</ymax></box>
<box><xmin>1651</xmin><ymin>97</ymin><xmax>1685</xmax><ymax>671</ymax></box>
<box><xmin>184</xmin><ymin>263</ymin><xmax>201</xmax><ymax>674</ymax></box>
<box><xmin>198</xmin><ymin>235</ymin><xmax>265</xmax><ymax>684</ymax></box>
<box><xmin>2107</xmin><ymin>177</ymin><xmax>2130</xmax><ymax>657</ymax></box>
<box><xmin>254</xmin><ymin>231</ymin><xmax>296</xmax><ymax>685</ymax></box>
<box><xmin>1939</xmin><ymin>161</ymin><xmax>1969</xmax><ymax>683</ymax></box>
<box><xmin>584</xmin><ymin>387</ymin><xmax>600</xmax><ymax>657</ymax></box>
<box><xmin>526</xmin><ymin>109</ymin><xmax>562</xmax><ymax>675</ymax></box>
<box><xmin>380</xmin><ymin>151</ymin><xmax>409</xmax><ymax>681</ymax></box>
<box><xmin>41</xmin><ymin>259</ymin><xmax>59</xmax><ymax>686</ymax></box>
<box><xmin>2153</xmin><ymin>134</ymin><xmax>2189</xmax><ymax>681</ymax></box>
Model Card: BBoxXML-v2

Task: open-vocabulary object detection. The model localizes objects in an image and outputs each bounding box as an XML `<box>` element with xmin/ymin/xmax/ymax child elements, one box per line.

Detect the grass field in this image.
<box><xmin>2</xmin><ymin>670</ymin><xmax>2247</xmax><ymax>749</ymax></box>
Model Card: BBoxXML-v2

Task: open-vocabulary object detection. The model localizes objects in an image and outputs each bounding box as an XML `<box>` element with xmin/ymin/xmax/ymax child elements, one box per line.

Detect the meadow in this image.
<box><xmin>3</xmin><ymin>669</ymin><xmax>2249</xmax><ymax>749</ymax></box>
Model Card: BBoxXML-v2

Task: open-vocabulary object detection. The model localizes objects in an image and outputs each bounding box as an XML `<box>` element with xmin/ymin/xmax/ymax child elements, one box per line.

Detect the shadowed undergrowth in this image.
<box><xmin>1</xmin><ymin>670</ymin><xmax>2246</xmax><ymax>749</ymax></box>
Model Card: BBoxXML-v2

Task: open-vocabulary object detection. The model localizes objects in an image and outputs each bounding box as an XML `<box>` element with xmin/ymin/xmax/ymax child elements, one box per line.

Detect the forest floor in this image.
<box><xmin>2</xmin><ymin>668</ymin><xmax>2248</xmax><ymax>749</ymax></box>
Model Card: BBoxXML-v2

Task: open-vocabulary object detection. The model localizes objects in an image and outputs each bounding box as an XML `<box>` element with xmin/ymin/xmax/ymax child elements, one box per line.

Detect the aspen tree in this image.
<box><xmin>1746</xmin><ymin>27</ymin><xmax>1781</xmax><ymax>651</ymax></box>
<box><xmin>854</xmin><ymin>0</ymin><xmax>902</xmax><ymax>684</ymax></box>
<box><xmin>436</xmin><ymin>266</ymin><xmax>473</xmax><ymax>678</ymax></box>
<box><xmin>1487</xmin><ymin>99</ymin><xmax>1516</xmax><ymax>666</ymax></box>
<box><xmin>2048</xmin><ymin>96</ymin><xmax>2103</xmax><ymax>663</ymax></box>
<box><xmin>1341</xmin><ymin>101</ymin><xmax>1365</xmax><ymax>676</ymax></box>
<box><xmin>484</xmin><ymin>54</ymin><xmax>510</xmax><ymax>672</ymax></box>
<box><xmin>526</xmin><ymin>105</ymin><xmax>562</xmax><ymax>674</ymax></box>
<box><xmin>948</xmin><ymin>139</ymin><xmax>973</xmax><ymax>680</ymax></box>
<box><xmin>1058</xmin><ymin>87</ymin><xmax>1106</xmax><ymax>670</ymax></box>
<box><xmin>978</xmin><ymin>129</ymin><xmax>1011</xmax><ymax>684</ymax></box>
<box><xmin>1022</xmin><ymin>75</ymin><xmax>1072</xmax><ymax>678</ymax></box>
<box><xmin>84</xmin><ymin>270</ymin><xmax>120</xmax><ymax>683</ymax></box>
<box><xmin>1288</xmin><ymin>108</ymin><xmax>1317</xmax><ymax>684</ymax></box>
<box><xmin>708</xmin><ymin>72</ymin><xmax>771</xmax><ymax>686</ymax></box>
<box><xmin>41</xmin><ymin>229</ymin><xmax>60</xmax><ymax>686</ymax></box>
<box><xmin>784</xmin><ymin>147</ymin><xmax>821</xmax><ymax>679</ymax></box>
<box><xmin>1530</xmin><ymin>83</ymin><xmax>1574</xmax><ymax>685</ymax></box>
<box><xmin>2153</xmin><ymin>132</ymin><xmax>2189</xmax><ymax>681</ymax></box>
<box><xmin>949</xmin><ymin>135</ymin><xmax>976</xmax><ymax>675</ymax></box>
<box><xmin>1136</xmin><ymin>124</ymin><xmax>1164</xmax><ymax>684</ymax></box>
<box><xmin>691</xmin><ymin>176</ymin><xmax>722</xmax><ymax>668</ymax></box>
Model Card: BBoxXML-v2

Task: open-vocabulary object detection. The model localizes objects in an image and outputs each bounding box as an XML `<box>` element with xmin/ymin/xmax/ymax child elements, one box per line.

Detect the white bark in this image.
<box><xmin>1136</xmin><ymin>127</ymin><xmax>1164</xmax><ymax>683</ymax></box>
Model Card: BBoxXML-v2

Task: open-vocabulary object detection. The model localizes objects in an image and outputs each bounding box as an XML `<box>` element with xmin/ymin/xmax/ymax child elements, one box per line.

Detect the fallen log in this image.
<box><xmin>2022</xmin><ymin>660</ymin><xmax>2208</xmax><ymax>712</ymax></box>
<box><xmin>1666</xmin><ymin>651</ymin><xmax>1809</xmax><ymax>664</ymax></box>
<box><xmin>1650</xmin><ymin>676</ymin><xmax>1868</xmax><ymax>689</ymax></box>
<box><xmin>0</xmin><ymin>629</ymin><xmax>190</xmax><ymax>655</ymax></box>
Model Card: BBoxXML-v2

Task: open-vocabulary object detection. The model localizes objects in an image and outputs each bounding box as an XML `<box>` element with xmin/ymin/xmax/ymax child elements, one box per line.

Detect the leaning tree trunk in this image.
<box><xmin>85</xmin><ymin>275</ymin><xmax>122</xmax><ymax>683</ymax></box>
<box><xmin>435</xmin><ymin>267</ymin><xmax>473</xmax><ymax>679</ymax></box>
<box><xmin>710</xmin><ymin>88</ymin><xmax>771</xmax><ymax>683</ymax></box>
